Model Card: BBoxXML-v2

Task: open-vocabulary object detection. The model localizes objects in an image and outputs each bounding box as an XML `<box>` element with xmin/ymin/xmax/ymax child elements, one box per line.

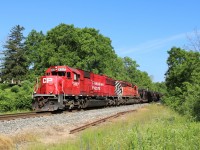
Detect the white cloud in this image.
<box><xmin>117</xmin><ymin>31</ymin><xmax>194</xmax><ymax>55</ymax></box>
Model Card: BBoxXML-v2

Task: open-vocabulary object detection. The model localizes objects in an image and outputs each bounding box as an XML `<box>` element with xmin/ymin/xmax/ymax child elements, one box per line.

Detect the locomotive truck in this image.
<box><xmin>32</xmin><ymin>66</ymin><xmax>158</xmax><ymax>111</ymax></box>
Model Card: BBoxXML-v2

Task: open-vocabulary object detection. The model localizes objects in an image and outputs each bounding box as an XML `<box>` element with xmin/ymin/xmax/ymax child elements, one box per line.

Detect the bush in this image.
<box><xmin>0</xmin><ymin>101</ymin><xmax>14</xmax><ymax>112</ymax></box>
<box><xmin>0</xmin><ymin>83</ymin><xmax>9</xmax><ymax>90</ymax></box>
<box><xmin>11</xmin><ymin>85</ymin><xmax>20</xmax><ymax>93</ymax></box>
<box><xmin>0</xmin><ymin>81</ymin><xmax>34</xmax><ymax>112</ymax></box>
<box><xmin>163</xmin><ymin>81</ymin><xmax>200</xmax><ymax>121</ymax></box>
<box><xmin>14</xmin><ymin>91</ymin><xmax>32</xmax><ymax>110</ymax></box>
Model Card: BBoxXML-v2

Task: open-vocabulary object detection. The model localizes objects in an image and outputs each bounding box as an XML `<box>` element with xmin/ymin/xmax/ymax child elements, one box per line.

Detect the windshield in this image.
<box><xmin>51</xmin><ymin>71</ymin><xmax>66</xmax><ymax>76</ymax></box>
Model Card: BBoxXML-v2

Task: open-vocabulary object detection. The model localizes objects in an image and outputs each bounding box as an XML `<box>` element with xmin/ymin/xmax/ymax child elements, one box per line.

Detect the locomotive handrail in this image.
<box><xmin>34</xmin><ymin>77</ymin><xmax>39</xmax><ymax>92</ymax></box>
<box><xmin>55</xmin><ymin>76</ymin><xmax>59</xmax><ymax>94</ymax></box>
<box><xmin>62</xmin><ymin>80</ymin><xmax>65</xmax><ymax>94</ymax></box>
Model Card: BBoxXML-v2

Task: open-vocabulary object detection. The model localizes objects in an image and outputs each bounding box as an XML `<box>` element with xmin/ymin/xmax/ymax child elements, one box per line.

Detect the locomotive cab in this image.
<box><xmin>33</xmin><ymin>66</ymin><xmax>80</xmax><ymax>111</ymax></box>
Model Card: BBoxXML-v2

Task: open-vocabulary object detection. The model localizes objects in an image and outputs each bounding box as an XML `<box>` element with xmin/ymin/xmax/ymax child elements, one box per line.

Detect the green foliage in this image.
<box><xmin>0</xmin><ymin>81</ymin><xmax>33</xmax><ymax>112</ymax></box>
<box><xmin>151</xmin><ymin>82</ymin><xmax>167</xmax><ymax>94</ymax></box>
<box><xmin>118</xmin><ymin>56</ymin><xmax>155</xmax><ymax>89</ymax></box>
<box><xmin>0</xmin><ymin>101</ymin><xmax>13</xmax><ymax>112</ymax></box>
<box><xmin>1</xmin><ymin>25</ymin><xmax>28</xmax><ymax>82</ymax></box>
<box><xmin>11</xmin><ymin>85</ymin><xmax>20</xmax><ymax>93</ymax></box>
<box><xmin>0</xmin><ymin>84</ymin><xmax>9</xmax><ymax>90</ymax></box>
<box><xmin>25</xmin><ymin>24</ymin><xmax>119</xmax><ymax>77</ymax></box>
<box><xmin>164</xmin><ymin>47</ymin><xmax>200</xmax><ymax>120</ymax></box>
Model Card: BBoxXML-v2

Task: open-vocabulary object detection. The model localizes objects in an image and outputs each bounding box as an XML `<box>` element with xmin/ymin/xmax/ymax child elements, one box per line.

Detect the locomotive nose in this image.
<box><xmin>41</xmin><ymin>76</ymin><xmax>56</xmax><ymax>94</ymax></box>
<box><xmin>46</xmin><ymin>84</ymin><xmax>55</xmax><ymax>94</ymax></box>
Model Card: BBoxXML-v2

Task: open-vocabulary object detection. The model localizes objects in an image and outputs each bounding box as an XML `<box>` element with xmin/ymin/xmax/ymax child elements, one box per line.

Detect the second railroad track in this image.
<box><xmin>70</xmin><ymin>109</ymin><xmax>137</xmax><ymax>134</ymax></box>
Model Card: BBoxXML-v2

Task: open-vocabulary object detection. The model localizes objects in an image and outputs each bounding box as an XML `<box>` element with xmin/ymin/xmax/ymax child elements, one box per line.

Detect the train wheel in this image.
<box><xmin>69</xmin><ymin>100</ymin><xmax>74</xmax><ymax>110</ymax></box>
<box><xmin>115</xmin><ymin>99</ymin><xmax>120</xmax><ymax>106</ymax></box>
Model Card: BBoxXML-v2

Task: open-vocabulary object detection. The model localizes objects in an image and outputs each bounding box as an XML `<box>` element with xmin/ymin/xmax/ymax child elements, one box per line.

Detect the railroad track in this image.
<box><xmin>0</xmin><ymin>105</ymin><xmax>143</xmax><ymax>122</ymax></box>
<box><xmin>0</xmin><ymin>109</ymin><xmax>79</xmax><ymax>121</ymax></box>
<box><xmin>70</xmin><ymin>109</ymin><xmax>137</xmax><ymax>134</ymax></box>
<box><xmin>0</xmin><ymin>112</ymin><xmax>51</xmax><ymax>121</ymax></box>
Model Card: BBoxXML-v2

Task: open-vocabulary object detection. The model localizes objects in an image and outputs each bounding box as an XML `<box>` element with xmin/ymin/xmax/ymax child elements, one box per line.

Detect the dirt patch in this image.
<box><xmin>0</xmin><ymin>135</ymin><xmax>13</xmax><ymax>150</ymax></box>
<box><xmin>38</xmin><ymin>125</ymin><xmax>77</xmax><ymax>144</ymax></box>
<box><xmin>138</xmin><ymin>107</ymin><xmax>149</xmax><ymax>112</ymax></box>
<box><xmin>0</xmin><ymin>124</ymin><xmax>77</xmax><ymax>150</ymax></box>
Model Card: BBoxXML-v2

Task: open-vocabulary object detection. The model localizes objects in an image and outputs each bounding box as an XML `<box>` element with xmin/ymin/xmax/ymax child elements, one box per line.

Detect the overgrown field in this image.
<box><xmin>27</xmin><ymin>104</ymin><xmax>200</xmax><ymax>150</ymax></box>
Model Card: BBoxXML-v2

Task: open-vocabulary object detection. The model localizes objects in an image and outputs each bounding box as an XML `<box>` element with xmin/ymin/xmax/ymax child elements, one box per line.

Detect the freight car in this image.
<box><xmin>32</xmin><ymin>66</ymin><xmax>158</xmax><ymax>111</ymax></box>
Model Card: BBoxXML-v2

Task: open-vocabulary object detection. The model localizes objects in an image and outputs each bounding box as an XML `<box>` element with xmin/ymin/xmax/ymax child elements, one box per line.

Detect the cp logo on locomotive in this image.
<box><xmin>43</xmin><ymin>78</ymin><xmax>53</xmax><ymax>83</ymax></box>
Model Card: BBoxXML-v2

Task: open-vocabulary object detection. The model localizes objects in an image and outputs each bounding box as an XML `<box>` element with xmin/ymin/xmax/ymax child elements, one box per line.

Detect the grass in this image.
<box><xmin>28</xmin><ymin>104</ymin><xmax>200</xmax><ymax>150</ymax></box>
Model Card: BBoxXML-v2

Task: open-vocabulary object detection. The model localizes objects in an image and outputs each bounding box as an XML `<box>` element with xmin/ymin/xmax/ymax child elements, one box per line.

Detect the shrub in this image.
<box><xmin>0</xmin><ymin>101</ymin><xmax>14</xmax><ymax>112</ymax></box>
<box><xmin>0</xmin><ymin>80</ymin><xmax>34</xmax><ymax>112</ymax></box>
<box><xmin>11</xmin><ymin>85</ymin><xmax>20</xmax><ymax>93</ymax></box>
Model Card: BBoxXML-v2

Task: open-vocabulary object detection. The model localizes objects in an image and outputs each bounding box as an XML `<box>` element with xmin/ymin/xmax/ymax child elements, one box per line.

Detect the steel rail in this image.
<box><xmin>0</xmin><ymin>112</ymin><xmax>51</xmax><ymax>121</ymax></box>
<box><xmin>69</xmin><ymin>109</ymin><xmax>137</xmax><ymax>134</ymax></box>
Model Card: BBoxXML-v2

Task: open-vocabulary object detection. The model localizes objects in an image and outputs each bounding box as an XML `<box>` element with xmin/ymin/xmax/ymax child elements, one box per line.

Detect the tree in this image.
<box><xmin>25</xmin><ymin>30</ymin><xmax>45</xmax><ymax>77</ymax></box>
<box><xmin>152</xmin><ymin>82</ymin><xmax>167</xmax><ymax>94</ymax></box>
<box><xmin>1</xmin><ymin>25</ymin><xmax>28</xmax><ymax>82</ymax></box>
<box><xmin>120</xmin><ymin>56</ymin><xmax>153</xmax><ymax>89</ymax></box>
<box><xmin>165</xmin><ymin>47</ymin><xmax>200</xmax><ymax>90</ymax></box>
<box><xmin>122</xmin><ymin>56</ymin><xmax>138</xmax><ymax>83</ymax></box>
<box><xmin>186</xmin><ymin>29</ymin><xmax>200</xmax><ymax>52</ymax></box>
<box><xmin>25</xmin><ymin>24</ymin><xmax>119</xmax><ymax>77</ymax></box>
<box><xmin>164</xmin><ymin>47</ymin><xmax>200</xmax><ymax>120</ymax></box>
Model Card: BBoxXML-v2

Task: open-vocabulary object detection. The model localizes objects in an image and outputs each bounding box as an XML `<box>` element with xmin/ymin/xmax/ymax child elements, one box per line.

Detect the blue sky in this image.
<box><xmin>0</xmin><ymin>0</ymin><xmax>200</xmax><ymax>82</ymax></box>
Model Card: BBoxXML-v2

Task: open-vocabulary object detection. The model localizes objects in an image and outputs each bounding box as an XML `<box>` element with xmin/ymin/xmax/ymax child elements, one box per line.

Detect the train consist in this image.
<box><xmin>32</xmin><ymin>66</ymin><xmax>160</xmax><ymax>111</ymax></box>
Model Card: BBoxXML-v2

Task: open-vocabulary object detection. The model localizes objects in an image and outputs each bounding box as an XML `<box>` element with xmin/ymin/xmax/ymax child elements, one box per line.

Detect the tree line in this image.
<box><xmin>164</xmin><ymin>47</ymin><xmax>200</xmax><ymax>121</ymax></box>
<box><xmin>0</xmin><ymin>24</ymin><xmax>159</xmax><ymax>89</ymax></box>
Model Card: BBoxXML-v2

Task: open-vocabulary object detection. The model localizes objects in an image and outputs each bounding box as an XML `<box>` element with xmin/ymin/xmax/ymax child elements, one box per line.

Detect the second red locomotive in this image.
<box><xmin>32</xmin><ymin>66</ymin><xmax>149</xmax><ymax>111</ymax></box>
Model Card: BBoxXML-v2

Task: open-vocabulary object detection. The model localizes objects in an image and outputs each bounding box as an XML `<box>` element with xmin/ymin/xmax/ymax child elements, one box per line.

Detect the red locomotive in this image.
<box><xmin>32</xmin><ymin>65</ymin><xmax>150</xmax><ymax>111</ymax></box>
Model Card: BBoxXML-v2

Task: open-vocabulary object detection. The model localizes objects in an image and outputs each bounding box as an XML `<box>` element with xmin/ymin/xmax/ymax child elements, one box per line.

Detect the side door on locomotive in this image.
<box><xmin>63</xmin><ymin>66</ymin><xmax>81</xmax><ymax>95</ymax></box>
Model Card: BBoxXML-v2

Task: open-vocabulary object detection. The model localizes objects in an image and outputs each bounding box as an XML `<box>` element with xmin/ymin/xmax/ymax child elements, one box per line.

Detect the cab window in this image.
<box><xmin>52</xmin><ymin>72</ymin><xmax>57</xmax><ymax>76</ymax></box>
<box><xmin>74</xmin><ymin>73</ymin><xmax>79</xmax><ymax>81</ymax></box>
<box><xmin>46</xmin><ymin>72</ymin><xmax>50</xmax><ymax>76</ymax></box>
<box><xmin>74</xmin><ymin>74</ymin><xmax>77</xmax><ymax>81</ymax></box>
<box><xmin>67</xmin><ymin>72</ymin><xmax>71</xmax><ymax>78</ymax></box>
<box><xmin>58</xmin><ymin>72</ymin><xmax>65</xmax><ymax>76</ymax></box>
<box><xmin>52</xmin><ymin>71</ymin><xmax>65</xmax><ymax>76</ymax></box>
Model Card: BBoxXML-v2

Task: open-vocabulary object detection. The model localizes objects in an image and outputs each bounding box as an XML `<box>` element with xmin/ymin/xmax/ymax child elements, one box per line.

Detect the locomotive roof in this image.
<box><xmin>67</xmin><ymin>66</ymin><xmax>80</xmax><ymax>74</ymax></box>
<box><xmin>47</xmin><ymin>66</ymin><xmax>80</xmax><ymax>74</ymax></box>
